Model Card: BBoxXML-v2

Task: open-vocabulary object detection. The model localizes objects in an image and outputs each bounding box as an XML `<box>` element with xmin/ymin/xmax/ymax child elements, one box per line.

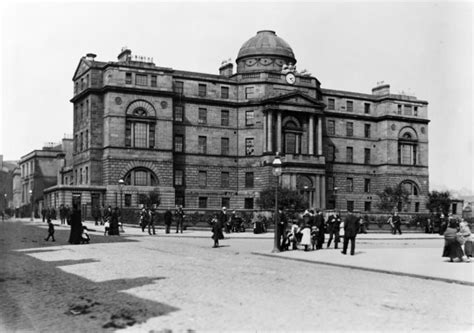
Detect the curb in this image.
<box><xmin>251</xmin><ymin>252</ymin><xmax>474</xmax><ymax>287</ymax></box>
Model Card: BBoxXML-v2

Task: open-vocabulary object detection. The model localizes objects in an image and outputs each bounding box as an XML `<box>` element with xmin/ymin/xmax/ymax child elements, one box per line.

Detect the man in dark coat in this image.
<box><xmin>108</xmin><ymin>207</ymin><xmax>120</xmax><ymax>236</ymax></box>
<box><xmin>342</xmin><ymin>212</ymin><xmax>360</xmax><ymax>255</ymax></box>
<box><xmin>218</xmin><ymin>207</ymin><xmax>228</xmax><ymax>231</ymax></box>
<box><xmin>392</xmin><ymin>211</ymin><xmax>402</xmax><ymax>235</ymax></box>
<box><xmin>277</xmin><ymin>209</ymin><xmax>288</xmax><ymax>250</ymax></box>
<box><xmin>314</xmin><ymin>210</ymin><xmax>325</xmax><ymax>250</ymax></box>
<box><xmin>164</xmin><ymin>209</ymin><xmax>173</xmax><ymax>234</ymax></box>
<box><xmin>327</xmin><ymin>213</ymin><xmax>341</xmax><ymax>249</ymax></box>
<box><xmin>175</xmin><ymin>205</ymin><xmax>185</xmax><ymax>233</ymax></box>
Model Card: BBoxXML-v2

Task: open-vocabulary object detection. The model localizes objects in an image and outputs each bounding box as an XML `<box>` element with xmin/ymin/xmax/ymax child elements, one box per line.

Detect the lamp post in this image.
<box><xmin>118</xmin><ymin>179</ymin><xmax>124</xmax><ymax>211</ymax></box>
<box><xmin>272</xmin><ymin>153</ymin><xmax>282</xmax><ymax>253</ymax></box>
<box><xmin>29</xmin><ymin>189</ymin><xmax>33</xmax><ymax>221</ymax></box>
<box><xmin>334</xmin><ymin>187</ymin><xmax>339</xmax><ymax>211</ymax></box>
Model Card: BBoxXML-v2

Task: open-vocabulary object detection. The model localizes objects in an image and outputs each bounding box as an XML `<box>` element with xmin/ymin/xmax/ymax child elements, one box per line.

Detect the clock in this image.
<box><xmin>285</xmin><ymin>72</ymin><xmax>296</xmax><ymax>84</ymax></box>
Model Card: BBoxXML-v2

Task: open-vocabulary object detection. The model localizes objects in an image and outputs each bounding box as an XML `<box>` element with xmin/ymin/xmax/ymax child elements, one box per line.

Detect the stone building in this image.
<box><xmin>58</xmin><ymin>30</ymin><xmax>429</xmax><ymax>213</ymax></box>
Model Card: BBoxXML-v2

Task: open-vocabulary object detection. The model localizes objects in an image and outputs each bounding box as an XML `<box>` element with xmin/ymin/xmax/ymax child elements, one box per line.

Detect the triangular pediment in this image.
<box><xmin>263</xmin><ymin>91</ymin><xmax>323</xmax><ymax>107</ymax></box>
<box><xmin>72</xmin><ymin>58</ymin><xmax>91</xmax><ymax>80</ymax></box>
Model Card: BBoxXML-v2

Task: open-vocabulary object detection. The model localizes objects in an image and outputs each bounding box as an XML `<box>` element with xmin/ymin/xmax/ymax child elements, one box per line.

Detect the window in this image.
<box><xmin>221</xmin><ymin>86</ymin><xmax>229</xmax><ymax>99</ymax></box>
<box><xmin>364</xmin><ymin>201</ymin><xmax>371</xmax><ymax>212</ymax></box>
<box><xmin>221</xmin><ymin>172</ymin><xmax>229</xmax><ymax>188</ymax></box>
<box><xmin>221</xmin><ymin>137</ymin><xmax>229</xmax><ymax>155</ymax></box>
<box><xmin>398</xmin><ymin>134</ymin><xmax>418</xmax><ymax>165</ymax></box>
<box><xmin>198</xmin><ymin>136</ymin><xmax>207</xmax><ymax>154</ymax></box>
<box><xmin>174</xmin><ymin>104</ymin><xmax>184</xmax><ymax>122</ymax></box>
<box><xmin>244</xmin><ymin>198</ymin><xmax>254</xmax><ymax>210</ymax></box>
<box><xmin>245</xmin><ymin>87</ymin><xmax>254</xmax><ymax>99</ymax></box>
<box><xmin>415</xmin><ymin>202</ymin><xmax>420</xmax><ymax>213</ymax></box>
<box><xmin>124</xmin><ymin>194</ymin><xmax>132</xmax><ymax>207</ymax></box>
<box><xmin>245</xmin><ymin>111</ymin><xmax>254</xmax><ymax>126</ymax></box>
<box><xmin>85</xmin><ymin>130</ymin><xmax>89</xmax><ymax>149</ymax></box>
<box><xmin>151</xmin><ymin>75</ymin><xmax>157</xmax><ymax>87</ymax></box>
<box><xmin>198</xmin><ymin>197</ymin><xmax>208</xmax><ymax>208</ymax></box>
<box><xmin>364</xmin><ymin>148</ymin><xmax>371</xmax><ymax>164</ymax></box>
<box><xmin>74</xmin><ymin>134</ymin><xmax>78</xmax><ymax>153</ymax></box>
<box><xmin>221</xmin><ymin>110</ymin><xmax>229</xmax><ymax>126</ymax></box>
<box><xmin>245</xmin><ymin>172</ymin><xmax>254</xmax><ymax>188</ymax></box>
<box><xmin>346</xmin><ymin>147</ymin><xmax>353</xmax><ymax>163</ymax></box>
<box><xmin>198</xmin><ymin>171</ymin><xmax>207</xmax><ymax>187</ymax></box>
<box><xmin>245</xmin><ymin>138</ymin><xmax>255</xmax><ymax>156</ymax></box>
<box><xmin>80</xmin><ymin>132</ymin><xmax>84</xmax><ymax>151</ymax></box>
<box><xmin>135</xmin><ymin>74</ymin><xmax>147</xmax><ymax>86</ymax></box>
<box><xmin>347</xmin><ymin>178</ymin><xmax>353</xmax><ymax>192</ymax></box>
<box><xmin>397</xmin><ymin>201</ymin><xmax>403</xmax><ymax>212</ymax></box>
<box><xmin>123</xmin><ymin>168</ymin><xmax>158</xmax><ymax>186</ymax></box>
<box><xmin>401</xmin><ymin>181</ymin><xmax>420</xmax><ymax>196</ymax></box>
<box><xmin>198</xmin><ymin>84</ymin><xmax>207</xmax><ymax>97</ymax></box>
<box><xmin>364</xmin><ymin>179</ymin><xmax>371</xmax><ymax>192</ymax></box>
<box><xmin>397</xmin><ymin>105</ymin><xmax>402</xmax><ymax>115</ymax></box>
<box><xmin>347</xmin><ymin>201</ymin><xmax>354</xmax><ymax>212</ymax></box>
<box><xmin>198</xmin><ymin>108</ymin><xmax>207</xmax><ymax>124</ymax></box>
<box><xmin>175</xmin><ymin>196</ymin><xmax>185</xmax><ymax>207</ymax></box>
<box><xmin>404</xmin><ymin>105</ymin><xmax>412</xmax><ymax>116</ymax></box>
<box><xmin>174</xmin><ymin>170</ymin><xmax>184</xmax><ymax>186</ymax></box>
<box><xmin>221</xmin><ymin>197</ymin><xmax>230</xmax><ymax>209</ymax></box>
<box><xmin>364</xmin><ymin>124</ymin><xmax>371</xmax><ymax>138</ymax></box>
<box><xmin>364</xmin><ymin>103</ymin><xmax>370</xmax><ymax>114</ymax></box>
<box><xmin>80</xmin><ymin>168</ymin><xmax>83</xmax><ymax>184</ymax></box>
<box><xmin>327</xmin><ymin>120</ymin><xmax>335</xmax><ymax>135</ymax></box>
<box><xmin>327</xmin><ymin>145</ymin><xmax>335</xmax><ymax>162</ymax></box>
<box><xmin>327</xmin><ymin>176</ymin><xmax>334</xmax><ymax>191</ymax></box>
<box><xmin>414</xmin><ymin>106</ymin><xmax>418</xmax><ymax>117</ymax></box>
<box><xmin>285</xmin><ymin>133</ymin><xmax>297</xmax><ymax>154</ymax></box>
<box><xmin>125</xmin><ymin>72</ymin><xmax>132</xmax><ymax>84</ymax></box>
<box><xmin>174</xmin><ymin>81</ymin><xmax>184</xmax><ymax>94</ymax></box>
<box><xmin>85</xmin><ymin>167</ymin><xmax>88</xmax><ymax>184</ymax></box>
<box><xmin>346</xmin><ymin>122</ymin><xmax>353</xmax><ymax>137</ymax></box>
<box><xmin>346</xmin><ymin>101</ymin><xmax>353</xmax><ymax>112</ymax></box>
<box><xmin>174</xmin><ymin>135</ymin><xmax>184</xmax><ymax>152</ymax></box>
<box><xmin>328</xmin><ymin>98</ymin><xmax>335</xmax><ymax>110</ymax></box>
<box><xmin>125</xmin><ymin>109</ymin><xmax>155</xmax><ymax>148</ymax></box>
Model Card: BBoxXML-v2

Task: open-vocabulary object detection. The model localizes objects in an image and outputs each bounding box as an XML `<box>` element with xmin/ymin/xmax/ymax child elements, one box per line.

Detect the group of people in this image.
<box><xmin>442</xmin><ymin>217</ymin><xmax>472</xmax><ymax>262</ymax></box>
<box><xmin>43</xmin><ymin>204</ymin><xmax>91</xmax><ymax>244</ymax></box>
<box><xmin>138</xmin><ymin>205</ymin><xmax>185</xmax><ymax>235</ymax></box>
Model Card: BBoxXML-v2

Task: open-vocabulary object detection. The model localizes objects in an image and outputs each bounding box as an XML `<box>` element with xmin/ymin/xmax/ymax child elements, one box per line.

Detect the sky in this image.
<box><xmin>0</xmin><ymin>1</ymin><xmax>472</xmax><ymax>194</ymax></box>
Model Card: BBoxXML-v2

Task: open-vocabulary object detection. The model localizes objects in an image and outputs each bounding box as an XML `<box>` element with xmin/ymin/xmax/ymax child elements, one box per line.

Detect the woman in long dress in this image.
<box><xmin>299</xmin><ymin>223</ymin><xmax>311</xmax><ymax>251</ymax></box>
<box><xmin>442</xmin><ymin>220</ymin><xmax>465</xmax><ymax>262</ymax></box>
<box><xmin>68</xmin><ymin>204</ymin><xmax>82</xmax><ymax>244</ymax></box>
<box><xmin>459</xmin><ymin>219</ymin><xmax>472</xmax><ymax>261</ymax></box>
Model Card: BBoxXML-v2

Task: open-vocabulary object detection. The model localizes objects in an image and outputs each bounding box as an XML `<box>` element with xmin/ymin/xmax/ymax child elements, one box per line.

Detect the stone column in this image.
<box><xmin>315</xmin><ymin>175</ymin><xmax>321</xmax><ymax>208</ymax></box>
<box><xmin>290</xmin><ymin>174</ymin><xmax>297</xmax><ymax>190</ymax></box>
<box><xmin>320</xmin><ymin>175</ymin><xmax>326</xmax><ymax>209</ymax></box>
<box><xmin>267</xmin><ymin>110</ymin><xmax>273</xmax><ymax>153</ymax></box>
<box><xmin>263</xmin><ymin>112</ymin><xmax>267</xmax><ymax>152</ymax></box>
<box><xmin>317</xmin><ymin>117</ymin><xmax>323</xmax><ymax>155</ymax></box>
<box><xmin>276</xmin><ymin>111</ymin><xmax>282</xmax><ymax>154</ymax></box>
<box><xmin>308</xmin><ymin>115</ymin><xmax>314</xmax><ymax>155</ymax></box>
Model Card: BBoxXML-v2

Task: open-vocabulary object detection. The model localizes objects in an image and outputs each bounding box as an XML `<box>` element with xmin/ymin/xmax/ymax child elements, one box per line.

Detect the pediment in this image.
<box><xmin>72</xmin><ymin>58</ymin><xmax>91</xmax><ymax>80</ymax></box>
<box><xmin>263</xmin><ymin>91</ymin><xmax>323</xmax><ymax>107</ymax></box>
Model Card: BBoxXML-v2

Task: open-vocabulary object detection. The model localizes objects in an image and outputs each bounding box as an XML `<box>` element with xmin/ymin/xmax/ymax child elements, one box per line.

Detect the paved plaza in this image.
<box><xmin>1</xmin><ymin>219</ymin><xmax>473</xmax><ymax>332</ymax></box>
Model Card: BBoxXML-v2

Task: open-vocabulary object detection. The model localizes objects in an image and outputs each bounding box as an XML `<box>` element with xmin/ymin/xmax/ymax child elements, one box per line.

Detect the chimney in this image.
<box><xmin>118</xmin><ymin>47</ymin><xmax>132</xmax><ymax>62</ymax></box>
<box><xmin>85</xmin><ymin>53</ymin><xmax>96</xmax><ymax>61</ymax></box>
<box><xmin>372</xmin><ymin>83</ymin><xmax>390</xmax><ymax>96</ymax></box>
<box><xmin>219</xmin><ymin>62</ymin><xmax>233</xmax><ymax>77</ymax></box>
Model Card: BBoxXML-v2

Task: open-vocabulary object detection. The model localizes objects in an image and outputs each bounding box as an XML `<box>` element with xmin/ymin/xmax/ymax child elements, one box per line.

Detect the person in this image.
<box><xmin>277</xmin><ymin>209</ymin><xmax>288</xmax><ymax>250</ymax></box>
<box><xmin>104</xmin><ymin>220</ymin><xmax>110</xmax><ymax>236</ymax></box>
<box><xmin>81</xmin><ymin>226</ymin><xmax>90</xmax><ymax>244</ymax></box>
<box><xmin>175</xmin><ymin>205</ymin><xmax>185</xmax><ymax>233</ymax></box>
<box><xmin>327</xmin><ymin>213</ymin><xmax>341</xmax><ymax>249</ymax></box>
<box><xmin>68</xmin><ymin>204</ymin><xmax>82</xmax><ymax>244</ymax></box>
<box><xmin>108</xmin><ymin>207</ymin><xmax>120</xmax><ymax>236</ymax></box>
<box><xmin>230</xmin><ymin>211</ymin><xmax>239</xmax><ymax>232</ymax></box>
<box><xmin>218</xmin><ymin>207</ymin><xmax>228</xmax><ymax>234</ymax></box>
<box><xmin>310</xmin><ymin>226</ymin><xmax>318</xmax><ymax>250</ymax></box>
<box><xmin>93</xmin><ymin>206</ymin><xmax>102</xmax><ymax>226</ymax></box>
<box><xmin>59</xmin><ymin>205</ymin><xmax>65</xmax><ymax>224</ymax></box>
<box><xmin>65</xmin><ymin>205</ymin><xmax>72</xmax><ymax>225</ymax></box>
<box><xmin>439</xmin><ymin>213</ymin><xmax>448</xmax><ymax>235</ymax></box>
<box><xmin>358</xmin><ymin>216</ymin><xmax>368</xmax><ymax>234</ymax></box>
<box><xmin>211</xmin><ymin>214</ymin><xmax>224</xmax><ymax>248</ymax></box>
<box><xmin>314</xmin><ymin>210</ymin><xmax>325</xmax><ymax>249</ymax></box>
<box><xmin>148</xmin><ymin>207</ymin><xmax>156</xmax><ymax>235</ymax></box>
<box><xmin>41</xmin><ymin>207</ymin><xmax>46</xmax><ymax>222</ymax></box>
<box><xmin>44</xmin><ymin>219</ymin><xmax>55</xmax><ymax>242</ymax></box>
<box><xmin>341</xmin><ymin>212</ymin><xmax>360</xmax><ymax>255</ymax></box>
<box><xmin>390</xmin><ymin>211</ymin><xmax>402</xmax><ymax>235</ymax></box>
<box><xmin>164</xmin><ymin>209</ymin><xmax>173</xmax><ymax>234</ymax></box>
<box><xmin>139</xmin><ymin>207</ymin><xmax>149</xmax><ymax>232</ymax></box>
<box><xmin>290</xmin><ymin>220</ymin><xmax>300</xmax><ymax>250</ymax></box>
<box><xmin>299</xmin><ymin>223</ymin><xmax>311</xmax><ymax>251</ymax></box>
<box><xmin>442</xmin><ymin>219</ymin><xmax>466</xmax><ymax>262</ymax></box>
<box><xmin>459</xmin><ymin>219</ymin><xmax>472</xmax><ymax>261</ymax></box>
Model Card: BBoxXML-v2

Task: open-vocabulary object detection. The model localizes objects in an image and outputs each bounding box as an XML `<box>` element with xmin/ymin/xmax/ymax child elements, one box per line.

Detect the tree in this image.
<box><xmin>377</xmin><ymin>184</ymin><xmax>410</xmax><ymax>213</ymax></box>
<box><xmin>138</xmin><ymin>190</ymin><xmax>161</xmax><ymax>208</ymax></box>
<box><xmin>257</xmin><ymin>187</ymin><xmax>309</xmax><ymax>212</ymax></box>
<box><xmin>426</xmin><ymin>191</ymin><xmax>451</xmax><ymax>215</ymax></box>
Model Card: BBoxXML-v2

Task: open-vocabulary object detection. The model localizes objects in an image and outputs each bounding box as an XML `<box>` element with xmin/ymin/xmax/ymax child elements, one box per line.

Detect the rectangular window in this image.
<box><xmin>346</xmin><ymin>122</ymin><xmax>353</xmax><ymax>137</ymax></box>
<box><xmin>221</xmin><ymin>110</ymin><xmax>229</xmax><ymax>126</ymax></box>
<box><xmin>125</xmin><ymin>72</ymin><xmax>132</xmax><ymax>84</ymax></box>
<box><xmin>397</xmin><ymin>105</ymin><xmax>402</xmax><ymax>115</ymax></box>
<box><xmin>198</xmin><ymin>84</ymin><xmax>207</xmax><ymax>97</ymax></box>
<box><xmin>328</xmin><ymin>98</ymin><xmax>335</xmax><ymax>110</ymax></box>
<box><xmin>198</xmin><ymin>171</ymin><xmax>207</xmax><ymax>187</ymax></box>
<box><xmin>175</xmin><ymin>196</ymin><xmax>185</xmax><ymax>207</ymax></box>
<box><xmin>327</xmin><ymin>120</ymin><xmax>335</xmax><ymax>135</ymax></box>
<box><xmin>198</xmin><ymin>108</ymin><xmax>207</xmax><ymax>124</ymax></box>
<box><xmin>124</xmin><ymin>194</ymin><xmax>132</xmax><ymax>207</ymax></box>
<box><xmin>125</xmin><ymin>122</ymin><xmax>131</xmax><ymax>147</ymax></box>
<box><xmin>285</xmin><ymin>133</ymin><xmax>296</xmax><ymax>154</ymax></box>
<box><xmin>85</xmin><ymin>166</ymin><xmax>88</xmax><ymax>184</ymax></box>
<box><xmin>399</xmin><ymin>144</ymin><xmax>415</xmax><ymax>165</ymax></box>
<box><xmin>364</xmin><ymin>201</ymin><xmax>371</xmax><ymax>212</ymax></box>
<box><xmin>245</xmin><ymin>110</ymin><xmax>254</xmax><ymax>126</ymax></box>
<box><xmin>404</xmin><ymin>105</ymin><xmax>412</xmax><ymax>116</ymax></box>
<box><xmin>174</xmin><ymin>81</ymin><xmax>184</xmax><ymax>94</ymax></box>
<box><xmin>221</xmin><ymin>86</ymin><xmax>229</xmax><ymax>99</ymax></box>
<box><xmin>134</xmin><ymin>170</ymin><xmax>148</xmax><ymax>186</ymax></box>
<box><xmin>347</xmin><ymin>178</ymin><xmax>353</xmax><ymax>192</ymax></box>
<box><xmin>415</xmin><ymin>202</ymin><xmax>420</xmax><ymax>213</ymax></box>
<box><xmin>198</xmin><ymin>197</ymin><xmax>208</xmax><ymax>208</ymax></box>
<box><xmin>346</xmin><ymin>101</ymin><xmax>353</xmax><ymax>112</ymax></box>
<box><xmin>151</xmin><ymin>75</ymin><xmax>157</xmax><ymax>87</ymax></box>
<box><xmin>364</xmin><ymin>148</ymin><xmax>371</xmax><ymax>164</ymax></box>
<box><xmin>80</xmin><ymin>132</ymin><xmax>84</xmax><ymax>151</ymax></box>
<box><xmin>327</xmin><ymin>176</ymin><xmax>334</xmax><ymax>191</ymax></box>
<box><xmin>346</xmin><ymin>147</ymin><xmax>353</xmax><ymax>163</ymax></box>
<box><xmin>414</xmin><ymin>106</ymin><xmax>418</xmax><ymax>116</ymax></box>
<box><xmin>364</xmin><ymin>124</ymin><xmax>371</xmax><ymax>138</ymax></box>
<box><xmin>84</xmin><ymin>130</ymin><xmax>88</xmax><ymax>149</ymax></box>
<box><xmin>134</xmin><ymin>122</ymin><xmax>148</xmax><ymax>147</ymax></box>
<box><xmin>149</xmin><ymin>125</ymin><xmax>155</xmax><ymax>148</ymax></box>
<box><xmin>174</xmin><ymin>135</ymin><xmax>184</xmax><ymax>152</ymax></box>
<box><xmin>174</xmin><ymin>170</ymin><xmax>184</xmax><ymax>186</ymax></box>
<box><xmin>327</xmin><ymin>145</ymin><xmax>335</xmax><ymax>162</ymax></box>
<box><xmin>80</xmin><ymin>168</ymin><xmax>83</xmax><ymax>184</ymax></box>
<box><xmin>135</xmin><ymin>74</ymin><xmax>147</xmax><ymax>86</ymax></box>
<box><xmin>174</xmin><ymin>104</ymin><xmax>184</xmax><ymax>122</ymax></box>
<box><xmin>198</xmin><ymin>136</ymin><xmax>207</xmax><ymax>154</ymax></box>
<box><xmin>364</xmin><ymin>178</ymin><xmax>371</xmax><ymax>193</ymax></box>
<box><xmin>452</xmin><ymin>203</ymin><xmax>457</xmax><ymax>215</ymax></box>
<box><xmin>244</xmin><ymin>198</ymin><xmax>254</xmax><ymax>210</ymax></box>
<box><xmin>245</xmin><ymin>138</ymin><xmax>255</xmax><ymax>156</ymax></box>
<box><xmin>364</xmin><ymin>103</ymin><xmax>370</xmax><ymax>114</ymax></box>
<box><xmin>221</xmin><ymin>137</ymin><xmax>229</xmax><ymax>155</ymax></box>
<box><xmin>245</xmin><ymin>172</ymin><xmax>254</xmax><ymax>188</ymax></box>
<box><xmin>245</xmin><ymin>87</ymin><xmax>254</xmax><ymax>99</ymax></box>
<box><xmin>221</xmin><ymin>172</ymin><xmax>229</xmax><ymax>188</ymax></box>
<box><xmin>347</xmin><ymin>200</ymin><xmax>354</xmax><ymax>212</ymax></box>
<box><xmin>221</xmin><ymin>197</ymin><xmax>230</xmax><ymax>209</ymax></box>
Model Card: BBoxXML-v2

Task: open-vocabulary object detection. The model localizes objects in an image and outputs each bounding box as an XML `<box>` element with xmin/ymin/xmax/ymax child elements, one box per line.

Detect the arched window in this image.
<box><xmin>125</xmin><ymin>101</ymin><xmax>156</xmax><ymax>148</ymax></box>
<box><xmin>123</xmin><ymin>168</ymin><xmax>158</xmax><ymax>186</ymax></box>
<box><xmin>401</xmin><ymin>180</ymin><xmax>420</xmax><ymax>196</ymax></box>
<box><xmin>283</xmin><ymin>119</ymin><xmax>302</xmax><ymax>155</ymax></box>
<box><xmin>398</xmin><ymin>128</ymin><xmax>418</xmax><ymax>165</ymax></box>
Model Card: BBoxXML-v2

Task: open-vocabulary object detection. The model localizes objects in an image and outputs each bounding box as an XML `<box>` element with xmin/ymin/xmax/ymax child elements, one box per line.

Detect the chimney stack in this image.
<box><xmin>372</xmin><ymin>83</ymin><xmax>390</xmax><ymax>96</ymax></box>
<box><xmin>219</xmin><ymin>62</ymin><xmax>233</xmax><ymax>77</ymax></box>
<box><xmin>118</xmin><ymin>47</ymin><xmax>132</xmax><ymax>62</ymax></box>
<box><xmin>86</xmin><ymin>53</ymin><xmax>96</xmax><ymax>61</ymax></box>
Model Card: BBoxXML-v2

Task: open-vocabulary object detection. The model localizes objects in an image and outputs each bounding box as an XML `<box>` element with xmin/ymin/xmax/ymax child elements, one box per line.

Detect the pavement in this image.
<box><xmin>18</xmin><ymin>218</ymin><xmax>474</xmax><ymax>287</ymax></box>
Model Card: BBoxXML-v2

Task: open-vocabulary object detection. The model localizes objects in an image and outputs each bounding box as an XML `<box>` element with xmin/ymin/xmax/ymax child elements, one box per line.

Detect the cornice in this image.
<box><xmin>324</xmin><ymin>111</ymin><xmax>430</xmax><ymax>124</ymax></box>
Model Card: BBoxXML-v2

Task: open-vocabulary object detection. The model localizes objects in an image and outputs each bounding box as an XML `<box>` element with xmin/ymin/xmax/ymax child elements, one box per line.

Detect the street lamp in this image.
<box><xmin>118</xmin><ymin>179</ymin><xmax>124</xmax><ymax>211</ymax></box>
<box><xmin>334</xmin><ymin>187</ymin><xmax>339</xmax><ymax>211</ymax></box>
<box><xmin>29</xmin><ymin>189</ymin><xmax>33</xmax><ymax>221</ymax></box>
<box><xmin>272</xmin><ymin>153</ymin><xmax>282</xmax><ymax>253</ymax></box>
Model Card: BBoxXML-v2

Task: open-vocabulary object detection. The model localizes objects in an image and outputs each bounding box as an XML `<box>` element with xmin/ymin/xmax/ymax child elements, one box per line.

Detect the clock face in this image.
<box><xmin>286</xmin><ymin>73</ymin><xmax>296</xmax><ymax>84</ymax></box>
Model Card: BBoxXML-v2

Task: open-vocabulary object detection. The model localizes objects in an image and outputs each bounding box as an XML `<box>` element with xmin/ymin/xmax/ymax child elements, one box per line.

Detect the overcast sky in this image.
<box><xmin>0</xmin><ymin>1</ymin><xmax>472</xmax><ymax>194</ymax></box>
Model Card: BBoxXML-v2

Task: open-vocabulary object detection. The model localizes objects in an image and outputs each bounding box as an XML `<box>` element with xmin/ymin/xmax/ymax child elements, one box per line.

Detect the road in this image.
<box><xmin>1</xmin><ymin>220</ymin><xmax>473</xmax><ymax>332</ymax></box>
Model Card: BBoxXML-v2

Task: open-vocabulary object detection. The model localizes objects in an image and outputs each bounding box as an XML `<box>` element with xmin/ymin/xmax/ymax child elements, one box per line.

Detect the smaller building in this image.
<box><xmin>0</xmin><ymin>155</ymin><xmax>18</xmax><ymax>214</ymax></box>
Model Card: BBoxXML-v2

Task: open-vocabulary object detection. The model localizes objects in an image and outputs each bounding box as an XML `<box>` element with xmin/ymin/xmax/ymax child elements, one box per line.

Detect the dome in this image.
<box><xmin>236</xmin><ymin>30</ymin><xmax>296</xmax><ymax>63</ymax></box>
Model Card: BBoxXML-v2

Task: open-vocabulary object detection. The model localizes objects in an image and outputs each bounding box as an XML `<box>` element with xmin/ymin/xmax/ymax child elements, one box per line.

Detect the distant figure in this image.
<box><xmin>459</xmin><ymin>219</ymin><xmax>472</xmax><ymax>260</ymax></box>
<box><xmin>314</xmin><ymin>210</ymin><xmax>325</xmax><ymax>249</ymax></box>
<box><xmin>140</xmin><ymin>207</ymin><xmax>149</xmax><ymax>232</ymax></box>
<box><xmin>104</xmin><ymin>220</ymin><xmax>110</xmax><ymax>236</ymax></box>
<box><xmin>442</xmin><ymin>220</ymin><xmax>466</xmax><ymax>262</ymax></box>
<box><xmin>211</xmin><ymin>214</ymin><xmax>224</xmax><ymax>248</ymax></box>
<box><xmin>341</xmin><ymin>212</ymin><xmax>360</xmax><ymax>256</ymax></box>
<box><xmin>44</xmin><ymin>220</ymin><xmax>55</xmax><ymax>242</ymax></box>
<box><xmin>164</xmin><ymin>209</ymin><xmax>173</xmax><ymax>234</ymax></box>
<box><xmin>108</xmin><ymin>207</ymin><xmax>120</xmax><ymax>235</ymax></box>
<box><xmin>175</xmin><ymin>205</ymin><xmax>185</xmax><ymax>233</ymax></box>
<box><xmin>299</xmin><ymin>223</ymin><xmax>311</xmax><ymax>252</ymax></box>
<box><xmin>327</xmin><ymin>213</ymin><xmax>341</xmax><ymax>249</ymax></box>
<box><xmin>81</xmin><ymin>226</ymin><xmax>90</xmax><ymax>244</ymax></box>
<box><xmin>148</xmin><ymin>207</ymin><xmax>156</xmax><ymax>235</ymax></box>
<box><xmin>68</xmin><ymin>204</ymin><xmax>82</xmax><ymax>244</ymax></box>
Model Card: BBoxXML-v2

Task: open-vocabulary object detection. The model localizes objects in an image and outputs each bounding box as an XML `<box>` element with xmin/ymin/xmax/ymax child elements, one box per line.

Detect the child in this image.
<box><xmin>310</xmin><ymin>226</ymin><xmax>318</xmax><ymax>250</ymax></box>
<box><xmin>81</xmin><ymin>226</ymin><xmax>90</xmax><ymax>244</ymax></box>
<box><xmin>104</xmin><ymin>220</ymin><xmax>110</xmax><ymax>236</ymax></box>
<box><xmin>44</xmin><ymin>220</ymin><xmax>55</xmax><ymax>242</ymax></box>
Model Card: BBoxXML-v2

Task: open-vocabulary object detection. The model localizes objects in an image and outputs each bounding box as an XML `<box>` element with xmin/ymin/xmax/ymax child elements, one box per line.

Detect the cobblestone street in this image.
<box><xmin>1</xmin><ymin>219</ymin><xmax>473</xmax><ymax>332</ymax></box>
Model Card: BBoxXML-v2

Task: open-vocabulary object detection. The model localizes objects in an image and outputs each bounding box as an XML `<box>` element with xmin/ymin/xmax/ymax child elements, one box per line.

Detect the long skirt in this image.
<box><xmin>442</xmin><ymin>239</ymin><xmax>464</xmax><ymax>259</ymax></box>
<box><xmin>464</xmin><ymin>240</ymin><xmax>473</xmax><ymax>257</ymax></box>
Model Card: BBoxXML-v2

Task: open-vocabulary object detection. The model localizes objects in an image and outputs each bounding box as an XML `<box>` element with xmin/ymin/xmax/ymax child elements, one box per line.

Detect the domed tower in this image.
<box><xmin>236</xmin><ymin>30</ymin><xmax>296</xmax><ymax>73</ymax></box>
